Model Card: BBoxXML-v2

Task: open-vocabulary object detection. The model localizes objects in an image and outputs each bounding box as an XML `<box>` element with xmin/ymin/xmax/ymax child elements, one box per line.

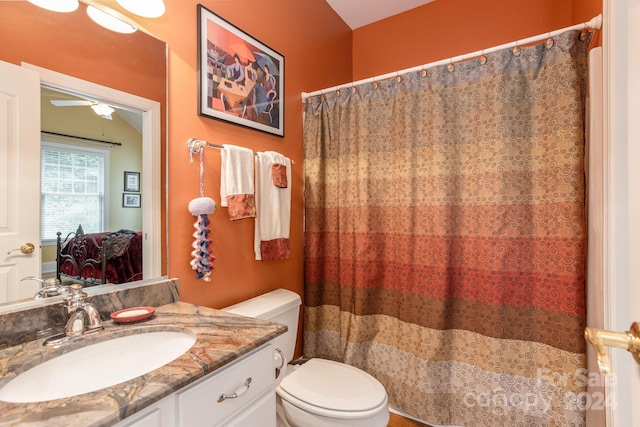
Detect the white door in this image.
<box><xmin>600</xmin><ymin>0</ymin><xmax>640</xmax><ymax>425</ymax></box>
<box><xmin>0</xmin><ymin>60</ymin><xmax>41</xmax><ymax>303</ymax></box>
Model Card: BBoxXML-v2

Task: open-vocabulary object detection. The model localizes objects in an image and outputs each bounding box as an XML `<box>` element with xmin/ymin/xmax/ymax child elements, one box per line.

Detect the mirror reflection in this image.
<box><xmin>41</xmin><ymin>87</ymin><xmax>144</xmax><ymax>288</ymax></box>
<box><xmin>0</xmin><ymin>1</ymin><xmax>167</xmax><ymax>307</ymax></box>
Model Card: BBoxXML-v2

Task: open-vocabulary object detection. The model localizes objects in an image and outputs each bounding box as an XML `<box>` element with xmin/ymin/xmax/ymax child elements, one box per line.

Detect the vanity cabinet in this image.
<box><xmin>114</xmin><ymin>394</ymin><xmax>175</xmax><ymax>427</ymax></box>
<box><xmin>115</xmin><ymin>344</ymin><xmax>275</xmax><ymax>427</ymax></box>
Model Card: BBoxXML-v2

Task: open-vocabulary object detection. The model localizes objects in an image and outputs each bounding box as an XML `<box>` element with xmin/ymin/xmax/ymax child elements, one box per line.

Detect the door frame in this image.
<box><xmin>23</xmin><ymin>63</ymin><xmax>163</xmax><ymax>281</ymax></box>
<box><xmin>602</xmin><ymin>0</ymin><xmax>640</xmax><ymax>425</ymax></box>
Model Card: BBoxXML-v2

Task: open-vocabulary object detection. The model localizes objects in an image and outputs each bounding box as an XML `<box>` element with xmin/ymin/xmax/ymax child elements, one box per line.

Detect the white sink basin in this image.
<box><xmin>0</xmin><ymin>330</ymin><xmax>196</xmax><ymax>403</ymax></box>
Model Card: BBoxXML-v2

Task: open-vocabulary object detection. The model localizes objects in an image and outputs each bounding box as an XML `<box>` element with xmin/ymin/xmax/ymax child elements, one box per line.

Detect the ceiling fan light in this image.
<box><xmin>27</xmin><ymin>0</ymin><xmax>79</xmax><ymax>13</ymax></box>
<box><xmin>91</xmin><ymin>103</ymin><xmax>115</xmax><ymax>117</ymax></box>
<box><xmin>116</xmin><ymin>0</ymin><xmax>165</xmax><ymax>18</ymax></box>
<box><xmin>86</xmin><ymin>5</ymin><xmax>137</xmax><ymax>34</ymax></box>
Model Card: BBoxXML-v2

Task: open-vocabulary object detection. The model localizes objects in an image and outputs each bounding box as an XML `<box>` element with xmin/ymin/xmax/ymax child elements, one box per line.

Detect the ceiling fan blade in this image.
<box><xmin>50</xmin><ymin>100</ymin><xmax>94</xmax><ymax>107</ymax></box>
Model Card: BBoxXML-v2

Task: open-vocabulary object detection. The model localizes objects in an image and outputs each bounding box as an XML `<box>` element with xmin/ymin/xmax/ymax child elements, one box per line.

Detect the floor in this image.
<box><xmin>388</xmin><ymin>412</ymin><xmax>432</xmax><ymax>427</ymax></box>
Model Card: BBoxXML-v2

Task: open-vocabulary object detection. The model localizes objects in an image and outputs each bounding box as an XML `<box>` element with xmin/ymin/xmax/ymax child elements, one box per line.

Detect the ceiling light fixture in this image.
<box><xmin>116</xmin><ymin>0</ymin><xmax>165</xmax><ymax>18</ymax></box>
<box><xmin>91</xmin><ymin>103</ymin><xmax>115</xmax><ymax>118</ymax></box>
<box><xmin>86</xmin><ymin>5</ymin><xmax>137</xmax><ymax>34</ymax></box>
<box><xmin>27</xmin><ymin>0</ymin><xmax>79</xmax><ymax>13</ymax></box>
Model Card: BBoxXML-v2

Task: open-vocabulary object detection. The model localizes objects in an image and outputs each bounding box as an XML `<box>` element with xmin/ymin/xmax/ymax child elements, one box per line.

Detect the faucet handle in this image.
<box><xmin>21</xmin><ymin>276</ymin><xmax>45</xmax><ymax>284</ymax></box>
<box><xmin>21</xmin><ymin>276</ymin><xmax>67</xmax><ymax>299</ymax></box>
<box><xmin>64</xmin><ymin>284</ymin><xmax>89</xmax><ymax>311</ymax></box>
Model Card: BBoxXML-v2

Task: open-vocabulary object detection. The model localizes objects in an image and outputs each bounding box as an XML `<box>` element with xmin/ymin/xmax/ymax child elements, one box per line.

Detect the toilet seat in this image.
<box><xmin>276</xmin><ymin>358</ymin><xmax>388</xmax><ymax>419</ymax></box>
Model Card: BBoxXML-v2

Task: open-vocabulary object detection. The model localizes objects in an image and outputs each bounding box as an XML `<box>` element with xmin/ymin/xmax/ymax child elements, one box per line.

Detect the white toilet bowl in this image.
<box><xmin>276</xmin><ymin>358</ymin><xmax>389</xmax><ymax>427</ymax></box>
<box><xmin>223</xmin><ymin>289</ymin><xmax>390</xmax><ymax>427</ymax></box>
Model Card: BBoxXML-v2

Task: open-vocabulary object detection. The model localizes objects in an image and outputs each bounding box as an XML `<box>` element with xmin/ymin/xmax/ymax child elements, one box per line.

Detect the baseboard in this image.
<box><xmin>42</xmin><ymin>261</ymin><xmax>56</xmax><ymax>274</ymax></box>
<box><xmin>388</xmin><ymin>405</ymin><xmax>460</xmax><ymax>427</ymax></box>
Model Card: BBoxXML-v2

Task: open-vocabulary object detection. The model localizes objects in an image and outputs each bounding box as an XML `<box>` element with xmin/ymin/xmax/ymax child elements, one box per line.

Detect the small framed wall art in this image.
<box><xmin>124</xmin><ymin>171</ymin><xmax>140</xmax><ymax>192</ymax></box>
<box><xmin>123</xmin><ymin>193</ymin><xmax>141</xmax><ymax>208</ymax></box>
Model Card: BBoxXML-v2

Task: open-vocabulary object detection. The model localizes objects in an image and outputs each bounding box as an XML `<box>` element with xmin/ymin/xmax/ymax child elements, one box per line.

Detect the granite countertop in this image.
<box><xmin>0</xmin><ymin>301</ymin><xmax>286</xmax><ymax>426</ymax></box>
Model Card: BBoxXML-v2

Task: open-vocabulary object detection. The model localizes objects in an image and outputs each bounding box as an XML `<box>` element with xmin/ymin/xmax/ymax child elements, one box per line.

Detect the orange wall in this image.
<box><xmin>0</xmin><ymin>3</ymin><xmax>166</xmax><ymax>101</ymax></box>
<box><xmin>352</xmin><ymin>0</ymin><xmax>602</xmax><ymax>81</ymax></box>
<box><xmin>572</xmin><ymin>0</ymin><xmax>603</xmax><ymax>23</ymax></box>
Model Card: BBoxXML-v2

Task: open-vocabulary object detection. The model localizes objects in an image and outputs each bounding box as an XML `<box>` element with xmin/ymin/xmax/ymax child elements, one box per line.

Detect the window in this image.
<box><xmin>40</xmin><ymin>141</ymin><xmax>109</xmax><ymax>242</ymax></box>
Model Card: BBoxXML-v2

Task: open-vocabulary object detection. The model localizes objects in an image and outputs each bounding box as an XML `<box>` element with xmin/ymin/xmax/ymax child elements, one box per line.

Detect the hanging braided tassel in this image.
<box><xmin>189</xmin><ymin>197</ymin><xmax>216</xmax><ymax>281</ymax></box>
<box><xmin>188</xmin><ymin>139</ymin><xmax>216</xmax><ymax>282</ymax></box>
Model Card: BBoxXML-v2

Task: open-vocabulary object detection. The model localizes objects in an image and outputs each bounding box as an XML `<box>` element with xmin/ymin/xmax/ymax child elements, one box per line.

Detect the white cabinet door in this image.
<box><xmin>113</xmin><ymin>394</ymin><xmax>176</xmax><ymax>427</ymax></box>
<box><xmin>224</xmin><ymin>392</ymin><xmax>276</xmax><ymax>427</ymax></box>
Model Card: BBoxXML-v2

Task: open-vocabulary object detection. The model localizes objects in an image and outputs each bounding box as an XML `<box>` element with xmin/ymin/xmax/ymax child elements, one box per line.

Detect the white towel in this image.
<box><xmin>220</xmin><ymin>144</ymin><xmax>256</xmax><ymax>220</ymax></box>
<box><xmin>254</xmin><ymin>151</ymin><xmax>291</xmax><ymax>261</ymax></box>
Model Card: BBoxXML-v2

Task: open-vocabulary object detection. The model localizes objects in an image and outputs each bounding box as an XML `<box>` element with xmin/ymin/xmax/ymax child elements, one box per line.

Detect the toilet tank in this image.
<box><xmin>222</xmin><ymin>288</ymin><xmax>301</xmax><ymax>361</ymax></box>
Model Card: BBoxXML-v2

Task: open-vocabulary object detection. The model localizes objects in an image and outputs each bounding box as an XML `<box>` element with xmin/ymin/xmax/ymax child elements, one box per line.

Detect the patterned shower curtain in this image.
<box><xmin>303</xmin><ymin>29</ymin><xmax>591</xmax><ymax>426</ymax></box>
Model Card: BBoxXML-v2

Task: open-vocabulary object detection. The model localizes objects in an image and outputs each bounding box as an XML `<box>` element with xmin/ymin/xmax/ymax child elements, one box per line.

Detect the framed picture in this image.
<box><xmin>124</xmin><ymin>171</ymin><xmax>140</xmax><ymax>192</ymax></box>
<box><xmin>197</xmin><ymin>4</ymin><xmax>284</xmax><ymax>137</ymax></box>
<box><xmin>123</xmin><ymin>193</ymin><xmax>141</xmax><ymax>208</ymax></box>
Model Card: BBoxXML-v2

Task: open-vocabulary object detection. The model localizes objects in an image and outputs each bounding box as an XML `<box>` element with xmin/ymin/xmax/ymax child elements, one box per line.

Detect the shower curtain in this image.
<box><xmin>303</xmin><ymin>29</ymin><xmax>591</xmax><ymax>426</ymax></box>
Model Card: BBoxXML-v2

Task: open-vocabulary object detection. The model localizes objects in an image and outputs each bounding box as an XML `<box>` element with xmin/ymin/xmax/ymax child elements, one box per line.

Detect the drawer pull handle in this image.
<box><xmin>217</xmin><ymin>377</ymin><xmax>252</xmax><ymax>403</ymax></box>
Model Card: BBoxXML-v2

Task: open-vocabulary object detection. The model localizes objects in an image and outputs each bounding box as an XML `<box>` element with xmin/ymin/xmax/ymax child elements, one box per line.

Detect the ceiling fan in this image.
<box><xmin>50</xmin><ymin>99</ymin><xmax>115</xmax><ymax>120</ymax></box>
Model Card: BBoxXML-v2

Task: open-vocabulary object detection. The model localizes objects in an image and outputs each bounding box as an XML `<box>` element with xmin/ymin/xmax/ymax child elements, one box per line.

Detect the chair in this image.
<box><xmin>241</xmin><ymin>85</ymin><xmax>277</xmax><ymax>125</ymax></box>
<box><xmin>56</xmin><ymin>225</ymin><xmax>108</xmax><ymax>287</ymax></box>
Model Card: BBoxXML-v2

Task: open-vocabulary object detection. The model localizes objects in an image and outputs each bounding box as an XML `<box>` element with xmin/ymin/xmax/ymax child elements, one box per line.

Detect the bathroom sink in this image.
<box><xmin>0</xmin><ymin>330</ymin><xmax>196</xmax><ymax>403</ymax></box>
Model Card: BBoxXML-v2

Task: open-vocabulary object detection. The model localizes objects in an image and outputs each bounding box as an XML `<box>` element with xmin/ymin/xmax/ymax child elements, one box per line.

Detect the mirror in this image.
<box><xmin>0</xmin><ymin>1</ymin><xmax>167</xmax><ymax>308</ymax></box>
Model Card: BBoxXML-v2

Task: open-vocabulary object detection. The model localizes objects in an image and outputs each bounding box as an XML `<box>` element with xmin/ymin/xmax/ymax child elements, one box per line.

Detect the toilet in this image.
<box><xmin>223</xmin><ymin>288</ymin><xmax>390</xmax><ymax>427</ymax></box>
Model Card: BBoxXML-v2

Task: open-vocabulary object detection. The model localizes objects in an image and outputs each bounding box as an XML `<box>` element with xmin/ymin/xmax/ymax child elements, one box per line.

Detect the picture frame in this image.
<box><xmin>197</xmin><ymin>4</ymin><xmax>284</xmax><ymax>137</ymax></box>
<box><xmin>124</xmin><ymin>171</ymin><xmax>140</xmax><ymax>192</ymax></box>
<box><xmin>123</xmin><ymin>193</ymin><xmax>141</xmax><ymax>208</ymax></box>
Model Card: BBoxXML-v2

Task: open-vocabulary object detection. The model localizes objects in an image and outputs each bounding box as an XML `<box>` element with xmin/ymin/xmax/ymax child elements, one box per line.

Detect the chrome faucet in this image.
<box><xmin>63</xmin><ymin>284</ymin><xmax>103</xmax><ymax>335</ymax></box>
<box><xmin>43</xmin><ymin>284</ymin><xmax>103</xmax><ymax>347</ymax></box>
<box><xmin>21</xmin><ymin>276</ymin><xmax>69</xmax><ymax>300</ymax></box>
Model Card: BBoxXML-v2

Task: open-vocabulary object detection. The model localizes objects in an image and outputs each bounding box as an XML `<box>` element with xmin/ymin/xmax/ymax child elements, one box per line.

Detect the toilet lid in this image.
<box><xmin>278</xmin><ymin>358</ymin><xmax>387</xmax><ymax>412</ymax></box>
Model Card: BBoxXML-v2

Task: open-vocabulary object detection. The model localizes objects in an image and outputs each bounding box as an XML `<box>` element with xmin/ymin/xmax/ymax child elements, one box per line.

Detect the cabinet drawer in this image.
<box><xmin>177</xmin><ymin>345</ymin><xmax>274</xmax><ymax>426</ymax></box>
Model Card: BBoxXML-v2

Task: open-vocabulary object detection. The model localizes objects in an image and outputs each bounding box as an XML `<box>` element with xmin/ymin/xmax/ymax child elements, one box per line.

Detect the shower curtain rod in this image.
<box><xmin>301</xmin><ymin>13</ymin><xmax>602</xmax><ymax>100</ymax></box>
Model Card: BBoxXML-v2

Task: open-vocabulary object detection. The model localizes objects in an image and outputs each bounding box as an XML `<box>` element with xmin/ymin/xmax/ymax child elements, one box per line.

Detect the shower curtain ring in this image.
<box><xmin>545</xmin><ymin>37</ymin><xmax>554</xmax><ymax>49</ymax></box>
<box><xmin>479</xmin><ymin>50</ymin><xmax>487</xmax><ymax>65</ymax></box>
<box><xmin>580</xmin><ymin>28</ymin><xmax>589</xmax><ymax>41</ymax></box>
<box><xmin>512</xmin><ymin>43</ymin><xmax>521</xmax><ymax>57</ymax></box>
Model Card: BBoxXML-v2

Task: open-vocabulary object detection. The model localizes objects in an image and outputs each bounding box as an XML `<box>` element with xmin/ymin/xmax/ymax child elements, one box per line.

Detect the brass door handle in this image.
<box><xmin>585</xmin><ymin>322</ymin><xmax>640</xmax><ymax>376</ymax></box>
<box><xmin>7</xmin><ymin>243</ymin><xmax>35</xmax><ymax>255</ymax></box>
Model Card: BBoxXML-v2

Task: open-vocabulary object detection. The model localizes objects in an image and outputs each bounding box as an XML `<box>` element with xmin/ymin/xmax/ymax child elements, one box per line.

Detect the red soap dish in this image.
<box><xmin>110</xmin><ymin>306</ymin><xmax>156</xmax><ymax>323</ymax></box>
